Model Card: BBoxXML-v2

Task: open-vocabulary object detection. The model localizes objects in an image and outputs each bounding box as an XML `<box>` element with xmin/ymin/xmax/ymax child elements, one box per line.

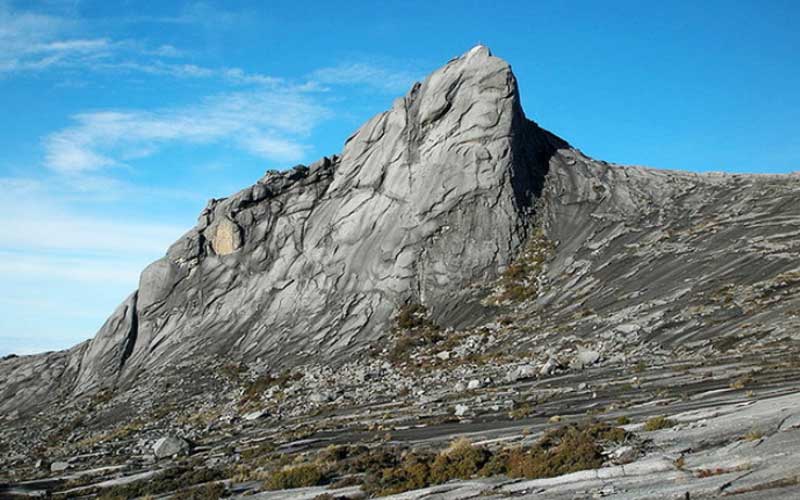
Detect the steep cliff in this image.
<box><xmin>1</xmin><ymin>46</ymin><xmax>567</xmax><ymax>408</ymax></box>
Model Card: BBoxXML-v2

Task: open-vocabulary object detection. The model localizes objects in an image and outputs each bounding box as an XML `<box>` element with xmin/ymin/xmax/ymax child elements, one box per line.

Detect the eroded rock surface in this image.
<box><xmin>1</xmin><ymin>45</ymin><xmax>566</xmax><ymax>409</ymax></box>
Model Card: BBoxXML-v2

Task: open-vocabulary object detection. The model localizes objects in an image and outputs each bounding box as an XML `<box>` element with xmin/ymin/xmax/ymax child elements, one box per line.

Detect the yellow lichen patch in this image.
<box><xmin>211</xmin><ymin>218</ymin><xmax>241</xmax><ymax>255</ymax></box>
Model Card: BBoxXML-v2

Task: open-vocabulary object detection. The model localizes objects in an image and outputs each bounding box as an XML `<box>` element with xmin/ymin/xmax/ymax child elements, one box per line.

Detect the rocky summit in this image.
<box><xmin>2</xmin><ymin>46</ymin><xmax>800</xmax><ymax>499</ymax></box>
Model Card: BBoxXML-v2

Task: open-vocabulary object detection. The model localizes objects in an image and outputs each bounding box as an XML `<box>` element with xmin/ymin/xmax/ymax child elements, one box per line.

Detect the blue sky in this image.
<box><xmin>1</xmin><ymin>0</ymin><xmax>798</xmax><ymax>355</ymax></box>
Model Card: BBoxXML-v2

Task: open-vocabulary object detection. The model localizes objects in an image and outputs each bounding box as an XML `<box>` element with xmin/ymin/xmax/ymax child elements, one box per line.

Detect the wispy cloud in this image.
<box><xmin>310</xmin><ymin>62</ymin><xmax>420</xmax><ymax>93</ymax></box>
<box><xmin>0</xmin><ymin>2</ymin><xmax>275</xmax><ymax>85</ymax></box>
<box><xmin>0</xmin><ymin>1</ymin><xmax>111</xmax><ymax>73</ymax></box>
<box><xmin>44</xmin><ymin>89</ymin><xmax>329</xmax><ymax>174</ymax></box>
<box><xmin>120</xmin><ymin>1</ymin><xmax>253</xmax><ymax>28</ymax></box>
<box><xmin>0</xmin><ymin>178</ymin><xmax>186</xmax><ymax>256</ymax></box>
<box><xmin>0</xmin><ymin>252</ymin><xmax>144</xmax><ymax>285</ymax></box>
<box><xmin>88</xmin><ymin>59</ymin><xmax>284</xmax><ymax>87</ymax></box>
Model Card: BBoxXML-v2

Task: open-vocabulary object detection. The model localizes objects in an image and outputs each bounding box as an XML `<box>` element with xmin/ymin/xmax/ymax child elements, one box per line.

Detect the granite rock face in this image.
<box><xmin>4</xmin><ymin>44</ymin><xmax>800</xmax><ymax>419</ymax></box>
<box><xmin>0</xmin><ymin>46</ymin><xmax>564</xmax><ymax>409</ymax></box>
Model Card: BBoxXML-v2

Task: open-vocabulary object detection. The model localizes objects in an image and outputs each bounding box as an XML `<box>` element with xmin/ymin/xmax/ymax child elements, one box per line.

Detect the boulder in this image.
<box><xmin>50</xmin><ymin>461</ymin><xmax>70</xmax><ymax>473</ymax></box>
<box><xmin>153</xmin><ymin>436</ymin><xmax>190</xmax><ymax>458</ymax></box>
<box><xmin>572</xmin><ymin>349</ymin><xmax>601</xmax><ymax>369</ymax></box>
<box><xmin>540</xmin><ymin>358</ymin><xmax>561</xmax><ymax>376</ymax></box>
<box><xmin>509</xmin><ymin>364</ymin><xmax>537</xmax><ymax>382</ymax></box>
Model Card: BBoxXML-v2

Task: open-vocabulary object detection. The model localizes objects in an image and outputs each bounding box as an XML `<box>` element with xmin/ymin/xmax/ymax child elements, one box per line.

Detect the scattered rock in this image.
<box><xmin>50</xmin><ymin>461</ymin><xmax>69</xmax><ymax>473</ymax></box>
<box><xmin>572</xmin><ymin>349</ymin><xmax>601</xmax><ymax>369</ymax></box>
<box><xmin>455</xmin><ymin>404</ymin><xmax>469</xmax><ymax>417</ymax></box>
<box><xmin>153</xmin><ymin>436</ymin><xmax>190</xmax><ymax>459</ymax></box>
<box><xmin>509</xmin><ymin>364</ymin><xmax>537</xmax><ymax>382</ymax></box>
<box><xmin>540</xmin><ymin>358</ymin><xmax>561</xmax><ymax>375</ymax></box>
<box><xmin>309</xmin><ymin>392</ymin><xmax>330</xmax><ymax>404</ymax></box>
<box><xmin>608</xmin><ymin>445</ymin><xmax>638</xmax><ymax>464</ymax></box>
<box><xmin>243</xmin><ymin>410</ymin><xmax>267</xmax><ymax>421</ymax></box>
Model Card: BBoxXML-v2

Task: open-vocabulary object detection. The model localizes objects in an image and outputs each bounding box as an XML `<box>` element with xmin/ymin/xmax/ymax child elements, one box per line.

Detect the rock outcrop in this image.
<box><xmin>4</xmin><ymin>44</ymin><xmax>800</xmax><ymax>419</ymax></box>
<box><xmin>0</xmin><ymin>46</ymin><xmax>565</xmax><ymax>409</ymax></box>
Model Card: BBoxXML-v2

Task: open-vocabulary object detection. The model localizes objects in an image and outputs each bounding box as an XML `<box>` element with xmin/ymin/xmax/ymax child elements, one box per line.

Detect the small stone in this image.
<box><xmin>454</xmin><ymin>404</ymin><xmax>469</xmax><ymax>417</ymax></box>
<box><xmin>608</xmin><ymin>445</ymin><xmax>638</xmax><ymax>464</ymax></box>
<box><xmin>309</xmin><ymin>392</ymin><xmax>330</xmax><ymax>403</ymax></box>
<box><xmin>540</xmin><ymin>358</ymin><xmax>560</xmax><ymax>375</ymax></box>
<box><xmin>454</xmin><ymin>382</ymin><xmax>467</xmax><ymax>392</ymax></box>
<box><xmin>509</xmin><ymin>364</ymin><xmax>537</xmax><ymax>382</ymax></box>
<box><xmin>467</xmin><ymin>379</ymin><xmax>482</xmax><ymax>390</ymax></box>
<box><xmin>616</xmin><ymin>324</ymin><xmax>640</xmax><ymax>334</ymax></box>
<box><xmin>243</xmin><ymin>410</ymin><xmax>267</xmax><ymax>421</ymax></box>
<box><xmin>435</xmin><ymin>351</ymin><xmax>451</xmax><ymax>361</ymax></box>
<box><xmin>50</xmin><ymin>461</ymin><xmax>70</xmax><ymax>473</ymax></box>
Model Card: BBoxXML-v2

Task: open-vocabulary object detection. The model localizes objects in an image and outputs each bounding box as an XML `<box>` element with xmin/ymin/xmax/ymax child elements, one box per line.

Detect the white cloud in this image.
<box><xmin>0</xmin><ymin>178</ymin><xmax>185</xmax><ymax>256</ymax></box>
<box><xmin>43</xmin><ymin>89</ymin><xmax>329</xmax><ymax>174</ymax></box>
<box><xmin>0</xmin><ymin>2</ymin><xmax>275</xmax><ymax>84</ymax></box>
<box><xmin>148</xmin><ymin>44</ymin><xmax>183</xmax><ymax>58</ymax></box>
<box><xmin>310</xmin><ymin>62</ymin><xmax>420</xmax><ymax>93</ymax></box>
<box><xmin>0</xmin><ymin>252</ymin><xmax>143</xmax><ymax>285</ymax></box>
<box><xmin>0</xmin><ymin>2</ymin><xmax>107</xmax><ymax>73</ymax></box>
<box><xmin>241</xmin><ymin>135</ymin><xmax>308</xmax><ymax>161</ymax></box>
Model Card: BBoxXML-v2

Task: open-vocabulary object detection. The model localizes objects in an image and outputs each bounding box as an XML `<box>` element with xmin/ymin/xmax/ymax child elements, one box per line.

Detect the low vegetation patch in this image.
<box><xmin>741</xmin><ymin>429</ymin><xmax>765</xmax><ymax>441</ymax></box>
<box><xmin>240</xmin><ymin>370</ymin><xmax>302</xmax><ymax>404</ymax></box>
<box><xmin>75</xmin><ymin>420</ymin><xmax>144</xmax><ymax>448</ymax></box>
<box><xmin>363</xmin><ymin>421</ymin><xmax>630</xmax><ymax>496</ymax></box>
<box><xmin>227</xmin><ymin>422</ymin><xmax>632</xmax><ymax>495</ymax></box>
<box><xmin>96</xmin><ymin>466</ymin><xmax>225</xmax><ymax>499</ymax></box>
<box><xmin>643</xmin><ymin>415</ymin><xmax>676</xmax><ymax>431</ymax></box>
<box><xmin>264</xmin><ymin>464</ymin><xmax>326</xmax><ymax>490</ymax></box>
<box><xmin>388</xmin><ymin>303</ymin><xmax>443</xmax><ymax>363</ymax></box>
<box><xmin>730</xmin><ymin>374</ymin><xmax>754</xmax><ymax>390</ymax></box>
<box><xmin>489</xmin><ymin>228</ymin><xmax>554</xmax><ymax>303</ymax></box>
<box><xmin>509</xmin><ymin>403</ymin><xmax>536</xmax><ymax>420</ymax></box>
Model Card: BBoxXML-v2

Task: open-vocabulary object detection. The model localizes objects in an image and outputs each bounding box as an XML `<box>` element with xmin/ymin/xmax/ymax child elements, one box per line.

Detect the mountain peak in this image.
<box><xmin>464</xmin><ymin>43</ymin><xmax>492</xmax><ymax>58</ymax></box>
<box><xmin>2</xmin><ymin>47</ymin><xmax>562</xmax><ymax>403</ymax></box>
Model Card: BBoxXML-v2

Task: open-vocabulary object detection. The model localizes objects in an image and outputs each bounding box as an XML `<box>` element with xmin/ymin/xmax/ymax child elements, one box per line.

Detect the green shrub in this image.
<box><xmin>98</xmin><ymin>467</ymin><xmax>225</xmax><ymax>499</ymax></box>
<box><xmin>172</xmin><ymin>482</ymin><xmax>225</xmax><ymax>500</ymax></box>
<box><xmin>363</xmin><ymin>451</ymin><xmax>434</xmax><ymax>496</ymax></box>
<box><xmin>504</xmin><ymin>421</ymin><xmax>627</xmax><ymax>479</ymax></box>
<box><xmin>264</xmin><ymin>464</ymin><xmax>325</xmax><ymax>490</ymax></box>
<box><xmin>429</xmin><ymin>438</ymin><xmax>490</xmax><ymax>482</ymax></box>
